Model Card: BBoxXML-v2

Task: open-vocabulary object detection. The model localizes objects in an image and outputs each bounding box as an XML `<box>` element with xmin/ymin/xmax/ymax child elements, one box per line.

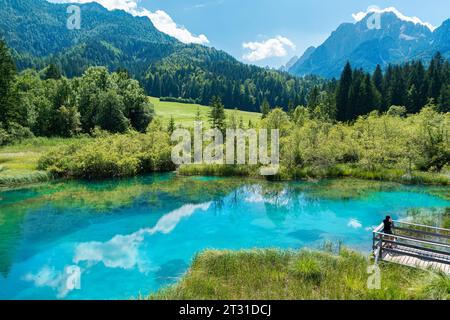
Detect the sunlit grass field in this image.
<box><xmin>150</xmin><ymin>97</ymin><xmax>261</xmax><ymax>127</ymax></box>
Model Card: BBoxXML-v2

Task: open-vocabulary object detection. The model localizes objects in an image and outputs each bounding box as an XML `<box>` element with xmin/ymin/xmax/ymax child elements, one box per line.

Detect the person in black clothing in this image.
<box><xmin>382</xmin><ymin>216</ymin><xmax>395</xmax><ymax>248</ymax></box>
<box><xmin>383</xmin><ymin>216</ymin><xmax>394</xmax><ymax>234</ymax></box>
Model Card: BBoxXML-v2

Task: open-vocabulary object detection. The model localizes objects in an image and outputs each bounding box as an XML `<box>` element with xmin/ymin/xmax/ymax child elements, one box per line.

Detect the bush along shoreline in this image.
<box><xmin>4</xmin><ymin>99</ymin><xmax>450</xmax><ymax>187</ymax></box>
<box><xmin>177</xmin><ymin>103</ymin><xmax>449</xmax><ymax>186</ymax></box>
<box><xmin>38</xmin><ymin>122</ymin><xmax>175</xmax><ymax>179</ymax></box>
<box><xmin>1</xmin><ymin>36</ymin><xmax>448</xmax><ymax>187</ymax></box>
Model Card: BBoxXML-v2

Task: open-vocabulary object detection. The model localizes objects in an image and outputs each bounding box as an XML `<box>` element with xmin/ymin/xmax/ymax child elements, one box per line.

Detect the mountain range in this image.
<box><xmin>0</xmin><ymin>0</ymin><xmax>448</xmax><ymax>111</ymax></box>
<box><xmin>288</xmin><ymin>11</ymin><xmax>450</xmax><ymax>78</ymax></box>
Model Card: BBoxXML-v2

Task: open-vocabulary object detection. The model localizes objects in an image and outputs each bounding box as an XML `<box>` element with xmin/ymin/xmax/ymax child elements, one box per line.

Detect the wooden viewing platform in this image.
<box><xmin>372</xmin><ymin>220</ymin><xmax>450</xmax><ymax>274</ymax></box>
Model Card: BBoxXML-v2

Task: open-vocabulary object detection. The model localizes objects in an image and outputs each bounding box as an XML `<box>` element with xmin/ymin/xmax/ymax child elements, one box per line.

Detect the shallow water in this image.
<box><xmin>0</xmin><ymin>174</ymin><xmax>448</xmax><ymax>299</ymax></box>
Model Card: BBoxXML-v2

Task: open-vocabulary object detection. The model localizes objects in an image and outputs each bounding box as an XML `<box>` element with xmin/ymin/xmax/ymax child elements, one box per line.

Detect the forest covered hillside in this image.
<box><xmin>0</xmin><ymin>0</ymin><xmax>320</xmax><ymax>112</ymax></box>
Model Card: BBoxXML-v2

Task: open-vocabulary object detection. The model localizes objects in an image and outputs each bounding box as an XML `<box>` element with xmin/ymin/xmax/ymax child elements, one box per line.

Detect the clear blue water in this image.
<box><xmin>0</xmin><ymin>174</ymin><xmax>448</xmax><ymax>299</ymax></box>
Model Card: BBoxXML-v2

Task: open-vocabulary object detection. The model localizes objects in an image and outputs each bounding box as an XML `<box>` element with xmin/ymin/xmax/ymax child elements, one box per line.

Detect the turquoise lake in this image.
<box><xmin>0</xmin><ymin>174</ymin><xmax>448</xmax><ymax>299</ymax></box>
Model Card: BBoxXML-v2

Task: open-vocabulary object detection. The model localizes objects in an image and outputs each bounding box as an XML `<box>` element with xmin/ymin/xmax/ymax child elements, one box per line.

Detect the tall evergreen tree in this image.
<box><xmin>427</xmin><ymin>52</ymin><xmax>444</xmax><ymax>100</ymax></box>
<box><xmin>372</xmin><ymin>64</ymin><xmax>383</xmax><ymax>94</ymax></box>
<box><xmin>347</xmin><ymin>69</ymin><xmax>364</xmax><ymax>119</ymax></box>
<box><xmin>387</xmin><ymin>66</ymin><xmax>406</xmax><ymax>107</ymax></box>
<box><xmin>0</xmin><ymin>40</ymin><xmax>18</xmax><ymax>125</ymax></box>
<box><xmin>260</xmin><ymin>98</ymin><xmax>271</xmax><ymax>119</ymax></box>
<box><xmin>336</xmin><ymin>62</ymin><xmax>352</xmax><ymax>121</ymax></box>
<box><xmin>362</xmin><ymin>73</ymin><xmax>379</xmax><ymax>115</ymax></box>
<box><xmin>307</xmin><ymin>86</ymin><xmax>320</xmax><ymax>109</ymax></box>
<box><xmin>208</xmin><ymin>96</ymin><xmax>226</xmax><ymax>133</ymax></box>
<box><xmin>43</xmin><ymin>63</ymin><xmax>62</xmax><ymax>80</ymax></box>
<box><xmin>167</xmin><ymin>115</ymin><xmax>176</xmax><ymax>134</ymax></box>
<box><xmin>406</xmin><ymin>61</ymin><xmax>427</xmax><ymax>113</ymax></box>
<box><xmin>438</xmin><ymin>84</ymin><xmax>450</xmax><ymax>113</ymax></box>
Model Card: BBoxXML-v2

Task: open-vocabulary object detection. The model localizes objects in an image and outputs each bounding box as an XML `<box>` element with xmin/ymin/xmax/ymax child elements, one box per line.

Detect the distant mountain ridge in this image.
<box><xmin>289</xmin><ymin>11</ymin><xmax>450</xmax><ymax>78</ymax></box>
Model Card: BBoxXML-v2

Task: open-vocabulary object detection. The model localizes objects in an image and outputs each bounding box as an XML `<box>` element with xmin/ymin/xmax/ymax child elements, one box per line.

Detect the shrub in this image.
<box><xmin>38</xmin><ymin>131</ymin><xmax>175</xmax><ymax>179</ymax></box>
<box><xmin>160</xmin><ymin>97</ymin><xmax>199</xmax><ymax>104</ymax></box>
<box><xmin>0</xmin><ymin>122</ymin><xmax>34</xmax><ymax>146</ymax></box>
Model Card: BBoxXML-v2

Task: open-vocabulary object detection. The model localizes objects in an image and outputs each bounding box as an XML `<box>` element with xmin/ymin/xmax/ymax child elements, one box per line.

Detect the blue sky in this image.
<box><xmin>53</xmin><ymin>0</ymin><xmax>450</xmax><ymax>68</ymax></box>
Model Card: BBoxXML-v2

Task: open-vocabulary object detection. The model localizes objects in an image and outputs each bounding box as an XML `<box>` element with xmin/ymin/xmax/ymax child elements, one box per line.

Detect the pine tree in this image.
<box><xmin>0</xmin><ymin>40</ymin><xmax>18</xmax><ymax>125</ymax></box>
<box><xmin>407</xmin><ymin>61</ymin><xmax>427</xmax><ymax>113</ymax></box>
<box><xmin>427</xmin><ymin>52</ymin><xmax>444</xmax><ymax>100</ymax></box>
<box><xmin>43</xmin><ymin>64</ymin><xmax>62</xmax><ymax>80</ymax></box>
<box><xmin>361</xmin><ymin>73</ymin><xmax>378</xmax><ymax>115</ymax></box>
<box><xmin>407</xmin><ymin>84</ymin><xmax>420</xmax><ymax>113</ymax></box>
<box><xmin>336</xmin><ymin>62</ymin><xmax>352</xmax><ymax>121</ymax></box>
<box><xmin>438</xmin><ymin>84</ymin><xmax>450</xmax><ymax>113</ymax></box>
<box><xmin>372</xmin><ymin>64</ymin><xmax>383</xmax><ymax>94</ymax></box>
<box><xmin>307</xmin><ymin>86</ymin><xmax>320</xmax><ymax>109</ymax></box>
<box><xmin>347</xmin><ymin>69</ymin><xmax>364</xmax><ymax>119</ymax></box>
<box><xmin>387</xmin><ymin>66</ymin><xmax>406</xmax><ymax>107</ymax></box>
<box><xmin>167</xmin><ymin>115</ymin><xmax>176</xmax><ymax>134</ymax></box>
<box><xmin>260</xmin><ymin>98</ymin><xmax>271</xmax><ymax>119</ymax></box>
<box><xmin>208</xmin><ymin>96</ymin><xmax>226</xmax><ymax>133</ymax></box>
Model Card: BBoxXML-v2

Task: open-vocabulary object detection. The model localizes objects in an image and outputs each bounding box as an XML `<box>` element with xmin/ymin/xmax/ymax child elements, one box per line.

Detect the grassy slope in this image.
<box><xmin>149</xmin><ymin>249</ymin><xmax>450</xmax><ymax>300</ymax></box>
<box><xmin>150</xmin><ymin>97</ymin><xmax>261</xmax><ymax>127</ymax></box>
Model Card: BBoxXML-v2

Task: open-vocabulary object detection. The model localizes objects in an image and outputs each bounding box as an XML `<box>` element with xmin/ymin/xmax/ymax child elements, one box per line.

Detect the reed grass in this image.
<box><xmin>177</xmin><ymin>163</ymin><xmax>449</xmax><ymax>186</ymax></box>
<box><xmin>149</xmin><ymin>248</ymin><xmax>449</xmax><ymax>300</ymax></box>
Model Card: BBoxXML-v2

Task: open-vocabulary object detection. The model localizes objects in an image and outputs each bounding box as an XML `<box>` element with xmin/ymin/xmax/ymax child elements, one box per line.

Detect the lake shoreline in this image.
<box><xmin>1</xmin><ymin>167</ymin><xmax>449</xmax><ymax>191</ymax></box>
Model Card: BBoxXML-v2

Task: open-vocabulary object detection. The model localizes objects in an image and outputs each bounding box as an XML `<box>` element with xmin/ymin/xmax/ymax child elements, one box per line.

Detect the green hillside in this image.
<box><xmin>150</xmin><ymin>97</ymin><xmax>261</xmax><ymax>127</ymax></box>
<box><xmin>0</xmin><ymin>0</ymin><xmax>322</xmax><ymax>112</ymax></box>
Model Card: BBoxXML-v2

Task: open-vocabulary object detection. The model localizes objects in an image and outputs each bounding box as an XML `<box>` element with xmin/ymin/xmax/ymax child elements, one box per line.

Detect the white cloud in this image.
<box><xmin>143</xmin><ymin>10</ymin><xmax>209</xmax><ymax>44</ymax></box>
<box><xmin>242</xmin><ymin>36</ymin><xmax>296</xmax><ymax>62</ymax></box>
<box><xmin>352</xmin><ymin>6</ymin><xmax>436</xmax><ymax>31</ymax></box>
<box><xmin>245</xmin><ymin>188</ymin><xmax>289</xmax><ymax>207</ymax></box>
<box><xmin>73</xmin><ymin>202</ymin><xmax>212</xmax><ymax>270</ymax></box>
<box><xmin>50</xmin><ymin>0</ymin><xmax>210</xmax><ymax>44</ymax></box>
<box><xmin>24</xmin><ymin>265</ymin><xmax>81</xmax><ymax>298</ymax></box>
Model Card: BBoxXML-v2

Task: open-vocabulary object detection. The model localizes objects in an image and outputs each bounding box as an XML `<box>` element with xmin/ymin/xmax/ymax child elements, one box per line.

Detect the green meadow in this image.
<box><xmin>150</xmin><ymin>97</ymin><xmax>261</xmax><ymax>127</ymax></box>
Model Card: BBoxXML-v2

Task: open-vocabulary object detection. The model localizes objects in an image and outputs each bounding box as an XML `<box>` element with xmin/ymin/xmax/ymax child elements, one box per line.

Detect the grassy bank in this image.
<box><xmin>2</xmin><ymin>140</ymin><xmax>449</xmax><ymax>189</ymax></box>
<box><xmin>178</xmin><ymin>163</ymin><xmax>450</xmax><ymax>186</ymax></box>
<box><xmin>150</xmin><ymin>97</ymin><xmax>261</xmax><ymax>127</ymax></box>
<box><xmin>149</xmin><ymin>249</ymin><xmax>449</xmax><ymax>300</ymax></box>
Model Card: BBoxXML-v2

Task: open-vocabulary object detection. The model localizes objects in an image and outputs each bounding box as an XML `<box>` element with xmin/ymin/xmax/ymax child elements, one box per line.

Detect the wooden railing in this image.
<box><xmin>372</xmin><ymin>220</ymin><xmax>450</xmax><ymax>265</ymax></box>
